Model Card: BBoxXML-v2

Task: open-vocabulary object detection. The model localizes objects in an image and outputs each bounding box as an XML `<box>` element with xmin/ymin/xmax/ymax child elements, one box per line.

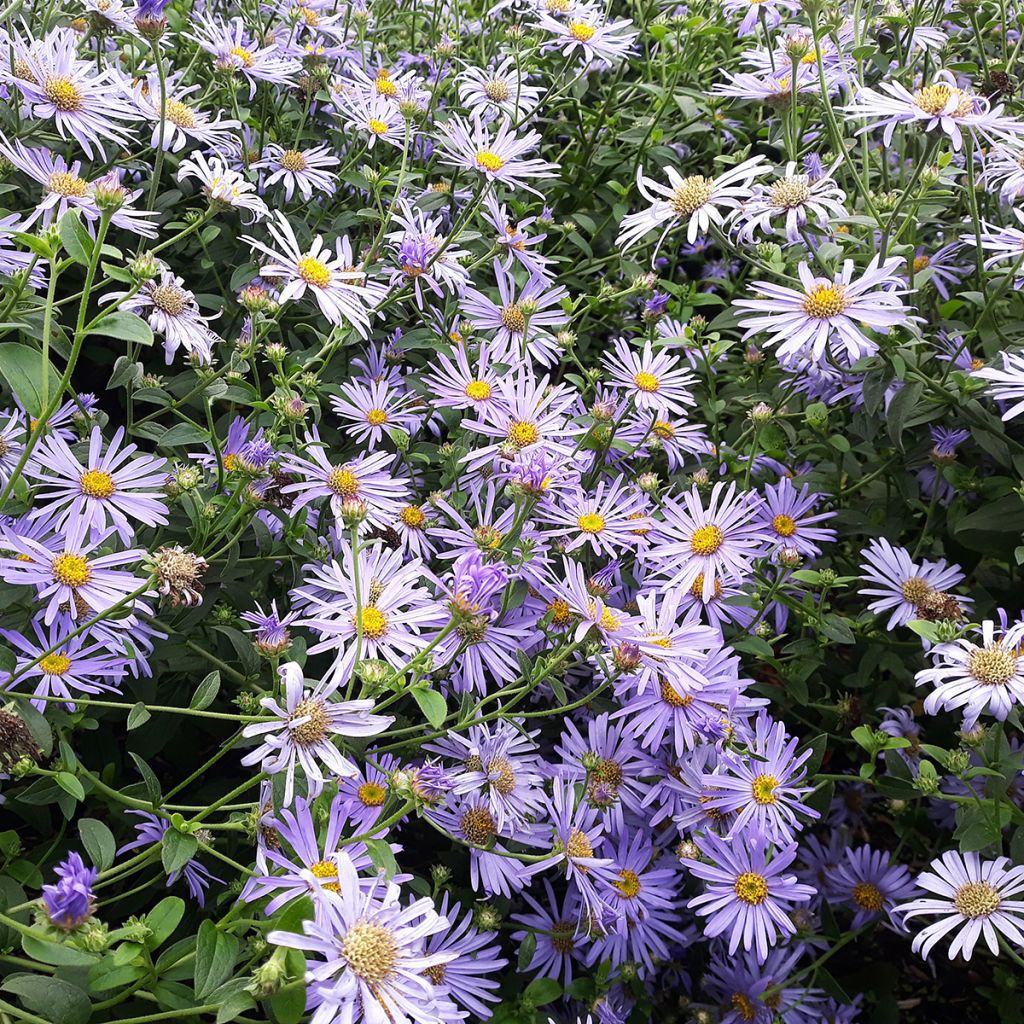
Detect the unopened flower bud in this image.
<box><xmin>340</xmin><ymin>499</ymin><xmax>368</xmax><ymax>527</ymax></box>
<box><xmin>130</xmin><ymin>252</ymin><xmax>161</xmax><ymax>282</ymax></box>
<box><xmin>750</xmin><ymin>401</ymin><xmax>774</xmax><ymax>425</ymax></box>
<box><xmin>777</xmin><ymin>545</ymin><xmax>802</xmax><ymax>568</ymax></box>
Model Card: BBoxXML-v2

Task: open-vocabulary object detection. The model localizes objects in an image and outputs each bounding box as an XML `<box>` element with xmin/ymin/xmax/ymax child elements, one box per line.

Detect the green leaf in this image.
<box><xmin>57</xmin><ymin>209</ymin><xmax>94</xmax><ymax>267</ymax></box>
<box><xmin>21</xmin><ymin>933</ymin><xmax>98</xmax><ymax>967</ymax></box>
<box><xmin>523</xmin><ymin>976</ymin><xmax>562</xmax><ymax>1006</ymax></box>
<box><xmin>145</xmin><ymin>896</ymin><xmax>185</xmax><ymax>950</ymax></box>
<box><xmin>159</xmin><ymin>423</ymin><xmax>212</xmax><ymax>446</ymax></box>
<box><xmin>194</xmin><ymin>920</ymin><xmax>240</xmax><ymax>999</ymax></box>
<box><xmin>79</xmin><ymin>818</ymin><xmax>116</xmax><ymax>870</ymax></box>
<box><xmin>410</xmin><ymin>687</ymin><xmax>446</xmax><ymax>728</ymax></box>
<box><xmin>2</xmin><ymin>975</ymin><xmax>91</xmax><ymax>1024</ymax></box>
<box><xmin>87</xmin><ymin>310</ymin><xmax>154</xmax><ymax>346</ymax></box>
<box><xmin>128</xmin><ymin>751</ymin><xmax>162</xmax><ymax>804</ymax></box>
<box><xmin>820</xmin><ymin>614</ymin><xmax>855</xmax><ymax>644</ymax></box>
<box><xmin>190</xmin><ymin>670</ymin><xmax>220</xmax><ymax>710</ymax></box>
<box><xmin>886</xmin><ymin>381</ymin><xmax>923</xmax><ymax>449</ymax></box>
<box><xmin>55</xmin><ymin>771</ymin><xmax>85</xmax><ymax>802</ymax></box>
<box><xmin>363</xmin><ymin>839</ymin><xmax>399</xmax><ymax>879</ymax></box>
<box><xmin>162</xmin><ymin>829</ymin><xmax>198</xmax><ymax>876</ymax></box>
<box><xmin>269</xmin><ymin>949</ymin><xmax>307</xmax><ymax>1024</ymax></box>
<box><xmin>127</xmin><ymin>701</ymin><xmax>152</xmax><ymax>730</ymax></box>
<box><xmin>517</xmin><ymin>930</ymin><xmax>537</xmax><ymax>971</ymax></box>
<box><xmin>0</xmin><ymin>343</ymin><xmax>62</xmax><ymax>418</ymax></box>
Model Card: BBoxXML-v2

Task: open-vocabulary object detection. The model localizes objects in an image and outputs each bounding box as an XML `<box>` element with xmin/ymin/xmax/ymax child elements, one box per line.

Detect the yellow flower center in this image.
<box><xmin>568</xmin><ymin>20</ymin><xmax>596</xmax><ymax>41</ymax></box>
<box><xmin>577</xmin><ymin>512</ymin><xmax>605</xmax><ymax>534</ymax></box>
<box><xmin>460</xmin><ymin>805</ymin><xmax>498</xmax><ymax>844</ymax></box>
<box><xmin>566</xmin><ymin>827</ymin><xmax>594</xmax><ymax>859</ymax></box>
<box><xmin>670</xmin><ymin>175</ymin><xmax>714</xmax><ymax>216</ymax></box>
<box><xmin>690</xmin><ymin>572</ymin><xmax>723</xmax><ymax>600</ymax></box>
<box><xmin>280</xmin><ymin>149</ymin><xmax>307</xmax><ymax>171</ymax></box>
<box><xmin>852</xmin><ymin>881</ymin><xmax>884</xmax><ymax>911</ymax></box>
<box><xmin>80</xmin><ymin>469</ymin><xmax>116</xmax><ymax>499</ymax></box>
<box><xmin>769</xmin><ymin>177</ymin><xmax>811</xmax><ymax>209</ymax></box>
<box><xmin>358</xmin><ymin>606</ymin><xmax>388</xmax><ymax>640</ymax></box>
<box><xmin>900</xmin><ymin>576</ymin><xmax>933</xmax><ymax>605</ymax></box>
<box><xmin>465</xmin><ymin>380</ymin><xmax>492</xmax><ymax>401</ymax></box>
<box><xmin>751</xmin><ymin>773</ymin><xmax>779</xmax><ymax>805</ymax></box>
<box><xmin>366</xmin><ymin>408</ymin><xmax>388</xmax><ymax>427</ymax></box>
<box><xmin>165</xmin><ymin>99</ymin><xmax>197</xmax><ymax>129</ymax></box>
<box><xmin>914</xmin><ymin>83</ymin><xmax>974</xmax><ymax>117</ymax></box>
<box><xmin>507</xmin><ymin>419</ymin><xmax>539</xmax><ymax>448</ymax></box>
<box><xmin>358</xmin><ymin>781</ymin><xmax>387</xmax><ymax>806</ymax></box>
<box><xmin>731</xmin><ymin>993</ymin><xmax>757</xmax><ymax>1022</ymax></box>
<box><xmin>151</xmin><ymin>283</ymin><xmax>190</xmax><ymax>316</ymax></box>
<box><xmin>953</xmin><ymin>880</ymin><xmax>1001</xmax><ymax>918</ymax></box>
<box><xmin>548</xmin><ymin>597</ymin><xmax>572</xmax><ymax>626</ymax></box>
<box><xmin>340</xmin><ymin>921</ymin><xmax>398</xmax><ymax>983</ymax></box>
<box><xmin>40</xmin><ymin>653</ymin><xmax>72</xmax><ymax>675</ymax></box>
<box><xmin>367</xmin><ymin>117</ymin><xmax>389</xmax><ymax>135</ymax></box>
<box><xmin>400</xmin><ymin>505</ymin><xmax>425</xmax><ymax>528</ymax></box>
<box><xmin>771</xmin><ymin>513</ymin><xmax>796</xmax><ymax>537</ymax></box>
<box><xmin>802</xmin><ymin>283</ymin><xmax>848</xmax><ymax>319</ymax></box>
<box><xmin>653</xmin><ymin>419</ymin><xmax>675</xmax><ymax>440</ymax></box>
<box><xmin>613</xmin><ymin>869</ymin><xmax>642</xmax><ymax>898</ymax></box>
<box><xmin>659</xmin><ymin>679</ymin><xmax>694</xmax><ymax>708</ymax></box>
<box><xmin>487</xmin><ymin>755</ymin><xmax>516</xmax><ymax>795</ymax></box>
<box><xmin>51</xmin><ymin>553</ymin><xmax>91</xmax><ymax>588</ymax></box>
<box><xmin>913</xmin><ymin>254</ymin><xmax>930</xmax><ymax>272</ymax></box>
<box><xmin>229</xmin><ymin>45</ymin><xmax>254</xmax><ymax>67</ymax></box>
<box><xmin>44</xmin><ymin>76</ymin><xmax>83</xmax><ymax>111</ymax></box>
<box><xmin>46</xmin><ymin>170</ymin><xmax>89</xmax><ymax>197</ymax></box>
<box><xmin>968</xmin><ymin>645</ymin><xmax>1018</xmax><ymax>685</ymax></box>
<box><xmin>310</xmin><ymin>858</ymin><xmax>340</xmax><ymax>893</ymax></box>
<box><xmin>484</xmin><ymin>79</ymin><xmax>511</xmax><ymax>102</ymax></box>
<box><xmin>598</xmin><ymin>605</ymin><xmax>621</xmax><ymax>632</ymax></box>
<box><xmin>690</xmin><ymin>524</ymin><xmax>724</xmax><ymax>556</ymax></box>
<box><xmin>633</xmin><ymin>371</ymin><xmax>660</xmax><ymax>393</ymax></box>
<box><xmin>288</xmin><ymin>697</ymin><xmax>330</xmax><ymax>745</ymax></box>
<box><xmin>499</xmin><ymin>303</ymin><xmax>526</xmax><ymax>333</ymax></box>
<box><xmin>475</xmin><ymin>150</ymin><xmax>506</xmax><ymax>172</ymax></box>
<box><xmin>734</xmin><ymin>871</ymin><xmax>769</xmax><ymax>905</ymax></box>
<box><xmin>297</xmin><ymin>256</ymin><xmax>331</xmax><ymax>288</ymax></box>
<box><xmin>327</xmin><ymin>466</ymin><xmax>359</xmax><ymax>498</ymax></box>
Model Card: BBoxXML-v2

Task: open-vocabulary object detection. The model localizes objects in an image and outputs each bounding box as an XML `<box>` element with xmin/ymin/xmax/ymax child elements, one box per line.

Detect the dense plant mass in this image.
<box><xmin>3</xmin><ymin>0</ymin><xmax>1024</xmax><ymax>1021</ymax></box>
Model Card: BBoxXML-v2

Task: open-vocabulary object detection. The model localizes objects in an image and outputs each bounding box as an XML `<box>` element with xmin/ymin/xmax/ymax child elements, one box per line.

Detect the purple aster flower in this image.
<box><xmin>254</xmin><ymin>142</ymin><xmax>337</xmax><ymax>201</ymax></box>
<box><xmin>241</xmin><ymin>600</ymin><xmax>296</xmax><ymax>656</ymax></box>
<box><xmin>334</xmin><ymin>752</ymin><xmax>397</xmax><ymax>835</ymax></box>
<box><xmin>603</xmin><ymin>336</ymin><xmax>697</xmax><ymax>417</ymax></box>
<box><xmin>830</xmin><ymin>845</ymin><xmax>916</xmax><ymax>929</ymax></box>
<box><xmin>43</xmin><ymin>852</ymin><xmax>96</xmax><ymax>929</ymax></box>
<box><xmin>683</xmin><ymin>831</ymin><xmax>815</xmax><ymax>961</ymax></box>
<box><xmin>897</xmin><ymin>850</ymin><xmax>1024</xmax><ymax>960</ymax></box>
<box><xmin>186</xmin><ymin>14</ymin><xmax>300</xmax><ymax>97</ymax></box>
<box><xmin>974</xmin><ymin>348</ymin><xmax>1024</xmax><ymax>421</ymax></box>
<box><xmin>758</xmin><ymin>477</ymin><xmax>836</xmax><ymax>558</ymax></box>
<box><xmin>329</xmin><ymin>379</ymin><xmax>421</xmax><ymax>449</ymax></box>
<box><xmin>240</xmin><ymin>662</ymin><xmax>393</xmax><ymax>805</ymax></box>
<box><xmin>119</xmin><ymin>812</ymin><xmax>222</xmax><ymax>905</ymax></box>
<box><xmin>511</xmin><ymin>879</ymin><xmax>585</xmax><ymax>985</ymax></box>
<box><xmin>540</xmin><ymin>478</ymin><xmax>650</xmax><ymax>558</ymax></box>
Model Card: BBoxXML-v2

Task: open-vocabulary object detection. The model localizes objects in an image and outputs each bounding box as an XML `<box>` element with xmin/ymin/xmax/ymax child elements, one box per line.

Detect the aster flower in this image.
<box><xmin>0</xmin><ymin>138</ymin><xmax>93</xmax><ymax>229</ymax></box>
<box><xmin>722</xmin><ymin>0</ymin><xmax>799</xmax><ymax>35</ymax></box>
<box><xmin>537</xmin><ymin>9</ymin><xmax>638</xmax><ymax>65</ymax></box>
<box><xmin>974</xmin><ymin>349</ymin><xmax>1024</xmax><ymax>420</ymax></box>
<box><xmin>385</xmin><ymin>201</ymin><xmax>472</xmax><ymax>306</ymax></box>
<box><xmin>734</xmin><ymin>257</ymin><xmax>911</xmax><ymax>365</ymax></box>
<box><xmin>617</xmin><ymin>156</ymin><xmax>767</xmax><ymax>252</ymax></box>
<box><xmin>7</xmin><ymin>27</ymin><xmax>139</xmax><ymax>158</ymax></box>
<box><xmin>683</xmin><ymin>831</ymin><xmax>815</xmax><ymax>961</ymax></box>
<box><xmin>701</xmin><ymin>712</ymin><xmax>820</xmax><ymax>844</ymax></box>
<box><xmin>540</xmin><ymin>478</ymin><xmax>650</xmax><ymax>557</ymax></box>
<box><xmin>254</xmin><ymin>142</ymin><xmax>338</xmax><ymax>202</ymax></box>
<box><xmin>177</xmin><ymin>152</ymin><xmax>269</xmax><ymax>221</ymax></box>
<box><xmin>602</xmin><ymin>336</ymin><xmax>698</xmax><ymax>416</ymax></box>
<box><xmin>242</xmin><ymin>212</ymin><xmax>376</xmax><ymax>335</ymax></box>
<box><xmin>186</xmin><ymin>14</ymin><xmax>301</xmax><ymax>97</ymax></box>
<box><xmin>858</xmin><ymin>538</ymin><xmax>968</xmax><ymax>629</ymax></box>
<box><xmin>844</xmin><ymin>70</ymin><xmax>1024</xmax><ymax>152</ymax></box>
<box><xmin>651</xmin><ymin>482</ymin><xmax>768</xmax><ymax>600</ymax></box>
<box><xmin>482</xmin><ymin>196</ymin><xmax>556</xmax><ymax>281</ymax></box>
<box><xmin>831</xmin><ymin>845</ymin><xmax>916</xmax><ymax>929</ymax></box>
<box><xmin>423</xmin><ymin>341</ymin><xmax>501</xmax><ymax>413</ymax></box>
<box><xmin>734</xmin><ymin>160</ymin><xmax>847</xmax><ymax>243</ymax></box>
<box><xmin>710</xmin><ymin>65</ymin><xmax>838</xmax><ymax>103</ymax></box>
<box><xmin>458</xmin><ymin>58</ymin><xmax>542</xmax><ymax>121</ymax></box>
<box><xmin>917</xmin><ymin>619</ymin><xmax>1024</xmax><ymax>727</ymax></box>
<box><xmin>437</xmin><ymin>114</ymin><xmax>557</xmax><ymax>197</ymax></box>
<box><xmin>42</xmin><ymin>852</ymin><xmax>96</xmax><ymax>930</ymax></box>
<box><xmin>511</xmin><ymin>880</ymin><xmax>585</xmax><ymax>985</ymax></box>
<box><xmin>240</xmin><ymin>662</ymin><xmax>393</xmax><ymax>805</ymax></box>
<box><xmin>982</xmin><ymin>142</ymin><xmax>1024</xmax><ymax>203</ymax></box>
<box><xmin>758</xmin><ymin>477</ymin><xmax>836</xmax><ymax>558</ymax></box>
<box><xmin>0</xmin><ymin>521</ymin><xmax>145</xmax><ymax>625</ymax></box>
<box><xmin>897</xmin><ymin>850</ymin><xmax>1024</xmax><ymax>960</ymax></box>
<box><xmin>25</xmin><ymin>426</ymin><xmax>167</xmax><ymax>543</ymax></box>
<box><xmin>329</xmin><ymin>379</ymin><xmax>421</xmax><ymax>448</ymax></box>
<box><xmin>334</xmin><ymin>89</ymin><xmax>408</xmax><ymax>149</ymax></box>
<box><xmin>119</xmin><ymin>812</ymin><xmax>222</xmax><ymax>905</ymax></box>
<box><xmin>241</xmin><ymin>600</ymin><xmax>296</xmax><ymax>656</ymax></box>
<box><xmin>132</xmin><ymin>72</ymin><xmax>241</xmax><ymax>153</ymax></box>
<box><xmin>267</xmin><ymin>854</ymin><xmax>455</xmax><ymax>1024</ymax></box>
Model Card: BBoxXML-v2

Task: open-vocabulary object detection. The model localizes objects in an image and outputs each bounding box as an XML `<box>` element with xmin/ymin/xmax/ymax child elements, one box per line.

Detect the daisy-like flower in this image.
<box><xmin>461</xmin><ymin>261</ymin><xmax>568</xmax><ymax>366</ymax></box>
<box><xmin>116</xmin><ymin>269</ymin><xmax>221</xmax><ymax>365</ymax></box>
<box><xmin>617</xmin><ymin>156</ymin><xmax>767</xmax><ymax>252</ymax></box>
<box><xmin>758</xmin><ymin>477</ymin><xmax>836</xmax><ymax>558</ymax></box>
<box><xmin>982</xmin><ymin>142</ymin><xmax>1024</xmax><ymax>203</ymax></box>
<box><xmin>710</xmin><ymin>65</ymin><xmax>838</xmax><ymax>103</ymax></box>
<box><xmin>974</xmin><ymin>349</ymin><xmax>1024</xmax><ymax>421</ymax></box>
<box><xmin>422</xmin><ymin>341</ymin><xmax>501</xmax><ymax>414</ymax></box>
<box><xmin>458</xmin><ymin>58</ymin><xmax>542</xmax><ymax>121</ymax></box>
<box><xmin>721</xmin><ymin>0</ymin><xmax>800</xmax><ymax>35</ymax></box>
<box><xmin>334</xmin><ymin>753</ymin><xmax>396</xmax><ymax>835</ymax></box>
<box><xmin>7</xmin><ymin>27</ymin><xmax>139</xmax><ymax>158</ymax></box>
<box><xmin>734</xmin><ymin>257</ymin><xmax>911</xmax><ymax>366</ymax></box>
<box><xmin>917</xmin><ymin>619</ymin><xmax>1024</xmax><ymax>727</ymax></box>
<box><xmin>254</xmin><ymin>142</ymin><xmax>338</xmax><ymax>201</ymax></box>
<box><xmin>329</xmin><ymin>379</ymin><xmax>421</xmax><ymax>448</ymax></box>
<box><xmin>683</xmin><ymin>831</ymin><xmax>815</xmax><ymax>962</ymax></box>
<box><xmin>482</xmin><ymin>196</ymin><xmax>556</xmax><ymax>281</ymax></box>
<box><xmin>830</xmin><ymin>845</ymin><xmax>916</xmax><ymax>929</ymax></box>
<box><xmin>132</xmin><ymin>72</ymin><xmax>240</xmax><ymax>153</ymax></box>
<box><xmin>652</xmin><ymin>482</ymin><xmax>769</xmax><ymax>600</ymax></box>
<box><xmin>602</xmin><ymin>336</ymin><xmax>697</xmax><ymax>416</ymax></box>
<box><xmin>511</xmin><ymin>880</ymin><xmax>585</xmax><ymax>985</ymax></box>
<box><xmin>701</xmin><ymin>712</ymin><xmax>820</xmax><ymax>844</ymax></box>
<box><xmin>241</xmin><ymin>599</ymin><xmax>296</xmax><ymax>656</ymax></box>
<box><xmin>734</xmin><ymin>160</ymin><xmax>847</xmax><ymax>243</ymax></box>
<box><xmin>540</xmin><ymin>478</ymin><xmax>650</xmax><ymax>557</ymax></box>
<box><xmin>963</xmin><ymin>209</ymin><xmax>1024</xmax><ymax>282</ymax></box>
<box><xmin>844</xmin><ymin>69</ymin><xmax>1024</xmax><ymax>152</ymax></box>
<box><xmin>386</xmin><ymin>201</ymin><xmax>472</xmax><ymax>306</ymax></box>
<box><xmin>858</xmin><ymin>538</ymin><xmax>968</xmax><ymax>629</ymax></box>
<box><xmin>281</xmin><ymin>433</ymin><xmax>409</xmax><ymax>528</ymax></box>
<box><xmin>437</xmin><ymin>114</ymin><xmax>558</xmax><ymax>197</ymax></box>
<box><xmin>537</xmin><ymin>8</ymin><xmax>638</xmax><ymax>65</ymax></box>
<box><xmin>177</xmin><ymin>152</ymin><xmax>268</xmax><ymax>221</ymax></box>
<box><xmin>0</xmin><ymin>522</ymin><xmax>145</xmax><ymax>626</ymax></box>
<box><xmin>897</xmin><ymin>850</ymin><xmax>1024</xmax><ymax>960</ymax></box>
<box><xmin>186</xmin><ymin>14</ymin><xmax>301</xmax><ymax>97</ymax></box>
<box><xmin>267</xmin><ymin>854</ymin><xmax>454</xmax><ymax>1024</ymax></box>
<box><xmin>334</xmin><ymin>89</ymin><xmax>408</xmax><ymax>149</ymax></box>
<box><xmin>25</xmin><ymin>426</ymin><xmax>167</xmax><ymax>543</ymax></box>
<box><xmin>0</xmin><ymin>138</ymin><xmax>93</xmax><ymax>229</ymax></box>
<box><xmin>242</xmin><ymin>212</ymin><xmax>375</xmax><ymax>335</ymax></box>
<box><xmin>240</xmin><ymin>662</ymin><xmax>393</xmax><ymax>805</ymax></box>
